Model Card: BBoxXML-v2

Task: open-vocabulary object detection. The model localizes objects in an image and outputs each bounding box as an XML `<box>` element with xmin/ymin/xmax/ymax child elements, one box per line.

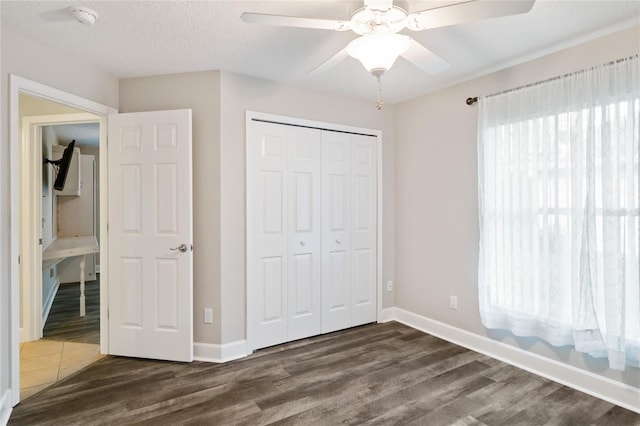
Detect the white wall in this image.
<box><xmin>219</xmin><ymin>71</ymin><xmax>396</xmax><ymax>344</ymax></box>
<box><xmin>1</xmin><ymin>25</ymin><xmax>118</xmax><ymax>415</ymax></box>
<box><xmin>394</xmin><ymin>25</ymin><xmax>640</xmax><ymax>388</ymax></box>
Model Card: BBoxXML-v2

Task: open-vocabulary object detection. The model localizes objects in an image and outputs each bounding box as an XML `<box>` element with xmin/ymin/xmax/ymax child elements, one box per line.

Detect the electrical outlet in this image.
<box><xmin>203</xmin><ymin>308</ymin><xmax>213</xmax><ymax>324</ymax></box>
<box><xmin>449</xmin><ymin>296</ymin><xmax>458</xmax><ymax>310</ymax></box>
<box><xmin>386</xmin><ymin>280</ymin><xmax>393</xmax><ymax>292</ymax></box>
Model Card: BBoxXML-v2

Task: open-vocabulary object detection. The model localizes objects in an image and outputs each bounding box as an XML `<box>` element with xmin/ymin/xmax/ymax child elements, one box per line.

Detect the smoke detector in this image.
<box><xmin>69</xmin><ymin>6</ymin><xmax>98</xmax><ymax>25</ymax></box>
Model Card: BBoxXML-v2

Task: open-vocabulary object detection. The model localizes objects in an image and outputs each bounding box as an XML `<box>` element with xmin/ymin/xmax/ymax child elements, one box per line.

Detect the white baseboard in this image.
<box><xmin>379</xmin><ymin>307</ymin><xmax>396</xmax><ymax>323</ymax></box>
<box><xmin>193</xmin><ymin>340</ymin><xmax>248</xmax><ymax>363</ymax></box>
<box><xmin>384</xmin><ymin>307</ymin><xmax>640</xmax><ymax>414</ymax></box>
<box><xmin>1</xmin><ymin>389</ymin><xmax>13</xmax><ymax>426</ymax></box>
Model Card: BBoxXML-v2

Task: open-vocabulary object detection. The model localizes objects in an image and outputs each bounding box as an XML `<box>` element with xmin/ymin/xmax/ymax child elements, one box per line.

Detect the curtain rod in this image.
<box><xmin>465</xmin><ymin>54</ymin><xmax>638</xmax><ymax>106</ymax></box>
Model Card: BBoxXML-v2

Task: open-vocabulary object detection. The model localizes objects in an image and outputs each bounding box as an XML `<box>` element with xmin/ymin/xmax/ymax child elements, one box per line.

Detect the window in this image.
<box><xmin>477</xmin><ymin>56</ymin><xmax>639</xmax><ymax>371</ymax></box>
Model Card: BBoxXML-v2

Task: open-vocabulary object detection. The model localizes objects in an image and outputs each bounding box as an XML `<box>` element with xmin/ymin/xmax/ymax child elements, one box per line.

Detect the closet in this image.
<box><xmin>247</xmin><ymin>115</ymin><xmax>378</xmax><ymax>351</ymax></box>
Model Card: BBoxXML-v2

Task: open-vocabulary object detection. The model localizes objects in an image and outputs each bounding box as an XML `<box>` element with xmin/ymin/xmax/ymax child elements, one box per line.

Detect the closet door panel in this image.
<box><xmin>328</xmin><ymin>250</ymin><xmax>349</xmax><ymax>307</ymax></box>
<box><xmin>350</xmin><ymin>136</ymin><xmax>377</xmax><ymax>325</ymax></box>
<box><xmin>287</xmin><ymin>127</ymin><xmax>322</xmax><ymax>341</ymax></box>
<box><xmin>260</xmin><ymin>256</ymin><xmax>285</xmax><ymax>322</ymax></box>
<box><xmin>248</xmin><ymin>122</ymin><xmax>289</xmax><ymax>349</ymax></box>
<box><xmin>322</xmin><ymin>132</ymin><xmax>352</xmax><ymax>333</ymax></box>
<box><xmin>353</xmin><ymin>248</ymin><xmax>372</xmax><ymax>304</ymax></box>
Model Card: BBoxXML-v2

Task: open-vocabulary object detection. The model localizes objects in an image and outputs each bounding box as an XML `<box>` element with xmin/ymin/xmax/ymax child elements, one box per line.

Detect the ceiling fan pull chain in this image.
<box><xmin>376</xmin><ymin>74</ymin><xmax>384</xmax><ymax>110</ymax></box>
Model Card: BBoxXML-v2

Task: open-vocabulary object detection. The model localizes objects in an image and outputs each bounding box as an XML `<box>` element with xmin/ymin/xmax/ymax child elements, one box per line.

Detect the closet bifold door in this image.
<box><xmin>321</xmin><ymin>131</ymin><xmax>377</xmax><ymax>333</ymax></box>
<box><xmin>247</xmin><ymin>120</ymin><xmax>322</xmax><ymax>350</ymax></box>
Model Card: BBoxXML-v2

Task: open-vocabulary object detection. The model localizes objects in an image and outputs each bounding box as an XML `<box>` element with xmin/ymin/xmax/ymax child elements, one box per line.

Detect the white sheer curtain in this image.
<box><xmin>478</xmin><ymin>55</ymin><xmax>639</xmax><ymax>371</ymax></box>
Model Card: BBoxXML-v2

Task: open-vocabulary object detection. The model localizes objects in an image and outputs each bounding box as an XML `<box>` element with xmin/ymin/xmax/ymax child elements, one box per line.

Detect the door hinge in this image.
<box><xmin>18</xmin><ymin>255</ymin><xmax>21</xmax><ymax>265</ymax></box>
<box><xmin>39</xmin><ymin>238</ymin><xmax>43</xmax><ymax>245</ymax></box>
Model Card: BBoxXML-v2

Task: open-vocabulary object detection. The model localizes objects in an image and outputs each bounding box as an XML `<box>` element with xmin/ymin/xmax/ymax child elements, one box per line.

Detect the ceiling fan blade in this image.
<box><xmin>407</xmin><ymin>0</ymin><xmax>535</xmax><ymax>31</ymax></box>
<box><xmin>401</xmin><ymin>39</ymin><xmax>450</xmax><ymax>75</ymax></box>
<box><xmin>241</xmin><ymin>12</ymin><xmax>351</xmax><ymax>31</ymax></box>
<box><xmin>364</xmin><ymin>0</ymin><xmax>394</xmax><ymax>12</ymax></box>
<box><xmin>307</xmin><ymin>47</ymin><xmax>350</xmax><ymax>76</ymax></box>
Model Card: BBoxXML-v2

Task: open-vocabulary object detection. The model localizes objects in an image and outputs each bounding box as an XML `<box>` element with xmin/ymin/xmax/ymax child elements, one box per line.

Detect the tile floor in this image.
<box><xmin>20</xmin><ymin>340</ymin><xmax>104</xmax><ymax>400</ymax></box>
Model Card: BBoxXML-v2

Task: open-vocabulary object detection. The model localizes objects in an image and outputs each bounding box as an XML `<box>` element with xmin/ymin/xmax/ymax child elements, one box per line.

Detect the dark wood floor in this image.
<box><xmin>10</xmin><ymin>322</ymin><xmax>640</xmax><ymax>425</ymax></box>
<box><xmin>42</xmin><ymin>276</ymin><xmax>100</xmax><ymax>344</ymax></box>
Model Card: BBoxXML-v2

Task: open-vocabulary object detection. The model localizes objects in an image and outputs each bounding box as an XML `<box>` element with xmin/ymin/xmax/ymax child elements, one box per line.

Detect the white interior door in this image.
<box><xmin>107</xmin><ymin>109</ymin><xmax>193</xmax><ymax>362</ymax></box>
<box><xmin>322</xmin><ymin>131</ymin><xmax>377</xmax><ymax>333</ymax></box>
<box><xmin>247</xmin><ymin>120</ymin><xmax>322</xmax><ymax>350</ymax></box>
<box><xmin>286</xmin><ymin>126</ymin><xmax>322</xmax><ymax>341</ymax></box>
<box><xmin>322</xmin><ymin>132</ymin><xmax>352</xmax><ymax>332</ymax></box>
<box><xmin>349</xmin><ymin>134</ymin><xmax>377</xmax><ymax>326</ymax></box>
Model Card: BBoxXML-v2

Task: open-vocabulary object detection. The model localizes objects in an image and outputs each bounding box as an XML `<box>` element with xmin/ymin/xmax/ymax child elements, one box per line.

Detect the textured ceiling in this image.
<box><xmin>2</xmin><ymin>1</ymin><xmax>639</xmax><ymax>104</ymax></box>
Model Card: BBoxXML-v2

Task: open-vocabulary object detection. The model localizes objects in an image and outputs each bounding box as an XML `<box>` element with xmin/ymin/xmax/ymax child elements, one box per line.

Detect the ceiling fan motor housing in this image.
<box><xmin>350</xmin><ymin>5</ymin><xmax>408</xmax><ymax>35</ymax></box>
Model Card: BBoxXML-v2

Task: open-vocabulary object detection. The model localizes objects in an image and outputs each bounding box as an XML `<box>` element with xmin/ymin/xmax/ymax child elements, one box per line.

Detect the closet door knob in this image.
<box><xmin>299</xmin><ymin>241</ymin><xmax>305</xmax><ymax>246</ymax></box>
<box><xmin>335</xmin><ymin>239</ymin><xmax>341</xmax><ymax>244</ymax></box>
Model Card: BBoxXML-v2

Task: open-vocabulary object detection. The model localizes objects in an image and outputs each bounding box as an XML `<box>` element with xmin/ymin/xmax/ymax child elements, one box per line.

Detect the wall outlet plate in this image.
<box><xmin>449</xmin><ymin>296</ymin><xmax>458</xmax><ymax>310</ymax></box>
<box><xmin>204</xmin><ymin>308</ymin><xmax>213</xmax><ymax>324</ymax></box>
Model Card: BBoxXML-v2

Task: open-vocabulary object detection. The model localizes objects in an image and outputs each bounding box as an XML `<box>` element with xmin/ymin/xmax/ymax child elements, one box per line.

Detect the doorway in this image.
<box><xmin>9</xmin><ymin>75</ymin><xmax>117</xmax><ymax>406</ymax></box>
<box><xmin>18</xmin><ymin>95</ymin><xmax>104</xmax><ymax>399</ymax></box>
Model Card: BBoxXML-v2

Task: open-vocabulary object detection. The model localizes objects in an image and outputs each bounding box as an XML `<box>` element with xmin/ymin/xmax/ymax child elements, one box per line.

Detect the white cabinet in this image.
<box><xmin>247</xmin><ymin>117</ymin><xmax>377</xmax><ymax>351</ymax></box>
<box><xmin>52</xmin><ymin>144</ymin><xmax>82</xmax><ymax>196</ymax></box>
<box><xmin>57</xmin><ymin>154</ymin><xmax>97</xmax><ymax>283</ymax></box>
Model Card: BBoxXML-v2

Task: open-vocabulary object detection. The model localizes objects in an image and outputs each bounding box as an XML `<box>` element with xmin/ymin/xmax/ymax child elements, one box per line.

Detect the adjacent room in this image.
<box><xmin>17</xmin><ymin>94</ymin><xmax>103</xmax><ymax>400</ymax></box>
<box><xmin>0</xmin><ymin>1</ymin><xmax>638</xmax><ymax>424</ymax></box>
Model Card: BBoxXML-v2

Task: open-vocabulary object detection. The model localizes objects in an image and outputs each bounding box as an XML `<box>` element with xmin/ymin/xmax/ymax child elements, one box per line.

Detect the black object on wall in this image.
<box><xmin>44</xmin><ymin>140</ymin><xmax>76</xmax><ymax>191</ymax></box>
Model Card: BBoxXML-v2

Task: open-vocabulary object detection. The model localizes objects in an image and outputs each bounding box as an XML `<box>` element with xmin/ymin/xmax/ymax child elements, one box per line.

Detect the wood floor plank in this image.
<box><xmin>43</xmin><ymin>277</ymin><xmax>100</xmax><ymax>344</ymax></box>
<box><xmin>10</xmin><ymin>322</ymin><xmax>640</xmax><ymax>425</ymax></box>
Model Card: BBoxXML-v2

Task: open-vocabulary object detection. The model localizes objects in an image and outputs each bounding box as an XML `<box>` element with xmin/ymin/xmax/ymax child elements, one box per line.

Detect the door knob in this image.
<box><xmin>336</xmin><ymin>239</ymin><xmax>342</xmax><ymax>244</ymax></box>
<box><xmin>170</xmin><ymin>243</ymin><xmax>188</xmax><ymax>253</ymax></box>
<box><xmin>299</xmin><ymin>241</ymin><xmax>306</xmax><ymax>246</ymax></box>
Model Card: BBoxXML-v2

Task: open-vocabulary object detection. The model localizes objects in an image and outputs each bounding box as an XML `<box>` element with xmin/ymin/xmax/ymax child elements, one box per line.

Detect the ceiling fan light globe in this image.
<box><xmin>346</xmin><ymin>33</ymin><xmax>411</xmax><ymax>73</ymax></box>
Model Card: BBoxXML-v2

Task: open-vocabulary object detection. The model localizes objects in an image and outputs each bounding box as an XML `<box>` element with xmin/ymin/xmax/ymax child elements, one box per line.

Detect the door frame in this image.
<box><xmin>21</xmin><ymin>113</ymin><xmax>101</xmax><ymax>343</ymax></box>
<box><xmin>9</xmin><ymin>75</ymin><xmax>117</xmax><ymax>406</ymax></box>
<box><xmin>245</xmin><ymin>110</ymin><xmax>384</xmax><ymax>352</ymax></box>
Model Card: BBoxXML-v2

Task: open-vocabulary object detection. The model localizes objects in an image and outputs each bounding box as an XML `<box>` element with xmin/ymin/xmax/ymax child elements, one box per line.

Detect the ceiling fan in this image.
<box><xmin>241</xmin><ymin>0</ymin><xmax>536</xmax><ymax>108</ymax></box>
